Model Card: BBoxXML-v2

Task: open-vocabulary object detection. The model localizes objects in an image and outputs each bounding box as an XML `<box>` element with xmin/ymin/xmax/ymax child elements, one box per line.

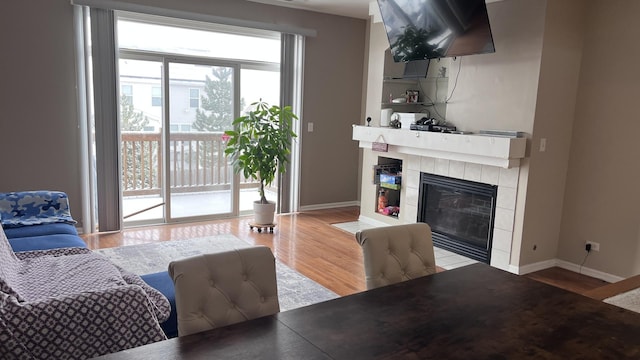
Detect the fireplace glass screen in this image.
<box><xmin>418</xmin><ymin>173</ymin><xmax>497</xmax><ymax>263</ymax></box>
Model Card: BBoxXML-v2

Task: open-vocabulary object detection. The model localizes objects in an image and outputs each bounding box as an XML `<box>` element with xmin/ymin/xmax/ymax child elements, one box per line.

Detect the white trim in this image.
<box><xmin>506</xmin><ymin>258</ymin><xmax>624</xmax><ymax>283</ymax></box>
<box><xmin>555</xmin><ymin>260</ymin><xmax>625</xmax><ymax>284</ymax></box>
<box><xmin>70</xmin><ymin>0</ymin><xmax>318</xmax><ymax>37</ymax></box>
<box><xmin>510</xmin><ymin>259</ymin><xmax>557</xmax><ymax>275</ymax></box>
<box><xmin>299</xmin><ymin>201</ymin><xmax>360</xmax><ymax>211</ymax></box>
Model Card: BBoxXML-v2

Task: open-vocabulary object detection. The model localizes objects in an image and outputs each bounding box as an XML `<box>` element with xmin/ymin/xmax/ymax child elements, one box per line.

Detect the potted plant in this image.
<box><xmin>224</xmin><ymin>100</ymin><xmax>298</xmax><ymax>225</ymax></box>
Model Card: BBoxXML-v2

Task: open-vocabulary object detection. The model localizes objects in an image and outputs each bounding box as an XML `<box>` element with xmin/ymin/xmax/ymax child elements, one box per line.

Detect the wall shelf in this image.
<box><xmin>382</xmin><ymin>102</ymin><xmax>427</xmax><ymax>106</ymax></box>
<box><xmin>383</xmin><ymin>77</ymin><xmax>448</xmax><ymax>83</ymax></box>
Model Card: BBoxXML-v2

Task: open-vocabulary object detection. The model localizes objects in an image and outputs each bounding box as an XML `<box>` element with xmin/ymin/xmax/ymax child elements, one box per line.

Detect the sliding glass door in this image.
<box><xmin>111</xmin><ymin>13</ymin><xmax>293</xmax><ymax>227</ymax></box>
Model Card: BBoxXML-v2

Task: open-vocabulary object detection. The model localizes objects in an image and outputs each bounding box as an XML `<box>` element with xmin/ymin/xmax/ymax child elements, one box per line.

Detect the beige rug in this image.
<box><xmin>95</xmin><ymin>235</ymin><xmax>338</xmax><ymax>311</ymax></box>
<box><xmin>604</xmin><ymin>288</ymin><xmax>640</xmax><ymax>313</ymax></box>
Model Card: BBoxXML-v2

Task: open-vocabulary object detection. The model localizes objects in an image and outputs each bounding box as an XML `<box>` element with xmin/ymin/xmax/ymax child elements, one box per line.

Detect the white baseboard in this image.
<box><xmin>299</xmin><ymin>201</ymin><xmax>360</xmax><ymax>212</ymax></box>
<box><xmin>510</xmin><ymin>259</ymin><xmax>557</xmax><ymax>275</ymax></box>
<box><xmin>507</xmin><ymin>258</ymin><xmax>624</xmax><ymax>283</ymax></box>
<box><xmin>555</xmin><ymin>260</ymin><xmax>624</xmax><ymax>283</ymax></box>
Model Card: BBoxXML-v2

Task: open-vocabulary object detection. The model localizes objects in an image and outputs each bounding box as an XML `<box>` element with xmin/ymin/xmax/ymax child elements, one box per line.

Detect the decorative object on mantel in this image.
<box><xmin>380</xmin><ymin>109</ymin><xmax>393</xmax><ymax>127</ymax></box>
<box><xmin>372</xmin><ymin>134</ymin><xmax>389</xmax><ymax>152</ymax></box>
<box><xmin>389</xmin><ymin>114</ymin><xmax>402</xmax><ymax>129</ymax></box>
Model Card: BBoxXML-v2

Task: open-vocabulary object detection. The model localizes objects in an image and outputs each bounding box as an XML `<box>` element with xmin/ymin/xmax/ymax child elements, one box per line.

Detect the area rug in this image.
<box><xmin>94</xmin><ymin>235</ymin><xmax>339</xmax><ymax>311</ymax></box>
<box><xmin>604</xmin><ymin>288</ymin><xmax>640</xmax><ymax>313</ymax></box>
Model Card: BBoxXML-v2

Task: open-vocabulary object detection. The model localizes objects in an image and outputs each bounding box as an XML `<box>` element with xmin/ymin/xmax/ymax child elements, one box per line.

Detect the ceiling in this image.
<box><xmin>246</xmin><ymin>0</ymin><xmax>502</xmax><ymax>20</ymax></box>
<box><xmin>246</xmin><ymin>0</ymin><xmax>374</xmax><ymax>19</ymax></box>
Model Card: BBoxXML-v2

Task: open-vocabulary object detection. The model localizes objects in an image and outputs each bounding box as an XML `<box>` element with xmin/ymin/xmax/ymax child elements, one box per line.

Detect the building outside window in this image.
<box><xmin>152</xmin><ymin>86</ymin><xmax>161</xmax><ymax>106</ymax></box>
<box><xmin>189</xmin><ymin>88</ymin><xmax>199</xmax><ymax>108</ymax></box>
<box><xmin>122</xmin><ymin>84</ymin><xmax>133</xmax><ymax>103</ymax></box>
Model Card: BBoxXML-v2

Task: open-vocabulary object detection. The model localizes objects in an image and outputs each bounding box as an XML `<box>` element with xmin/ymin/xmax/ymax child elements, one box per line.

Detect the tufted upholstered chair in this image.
<box><xmin>355</xmin><ymin>223</ymin><xmax>437</xmax><ymax>290</ymax></box>
<box><xmin>168</xmin><ymin>246</ymin><xmax>280</xmax><ymax>337</ymax></box>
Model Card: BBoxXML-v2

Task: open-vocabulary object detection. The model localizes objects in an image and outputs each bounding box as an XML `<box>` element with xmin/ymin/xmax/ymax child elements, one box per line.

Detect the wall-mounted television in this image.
<box><xmin>378</xmin><ymin>0</ymin><xmax>495</xmax><ymax>62</ymax></box>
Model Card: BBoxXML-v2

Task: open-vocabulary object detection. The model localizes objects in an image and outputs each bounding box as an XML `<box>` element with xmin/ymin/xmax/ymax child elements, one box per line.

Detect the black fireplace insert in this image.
<box><xmin>417</xmin><ymin>173</ymin><xmax>497</xmax><ymax>263</ymax></box>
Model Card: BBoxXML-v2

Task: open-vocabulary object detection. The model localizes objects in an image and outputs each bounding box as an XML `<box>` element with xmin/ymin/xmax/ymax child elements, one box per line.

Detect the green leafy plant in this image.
<box><xmin>224</xmin><ymin>101</ymin><xmax>298</xmax><ymax>204</ymax></box>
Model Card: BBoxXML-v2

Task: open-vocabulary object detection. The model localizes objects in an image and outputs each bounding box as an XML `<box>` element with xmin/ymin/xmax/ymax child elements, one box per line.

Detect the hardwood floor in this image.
<box><xmin>81</xmin><ymin>206</ymin><xmax>612</xmax><ymax>298</ymax></box>
<box><xmin>82</xmin><ymin>207</ymin><xmax>366</xmax><ymax>296</ymax></box>
<box><xmin>524</xmin><ymin>266</ymin><xmax>608</xmax><ymax>295</ymax></box>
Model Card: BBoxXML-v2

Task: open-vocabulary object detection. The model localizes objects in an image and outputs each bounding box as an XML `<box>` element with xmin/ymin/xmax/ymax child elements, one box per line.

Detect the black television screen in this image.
<box><xmin>378</xmin><ymin>0</ymin><xmax>495</xmax><ymax>62</ymax></box>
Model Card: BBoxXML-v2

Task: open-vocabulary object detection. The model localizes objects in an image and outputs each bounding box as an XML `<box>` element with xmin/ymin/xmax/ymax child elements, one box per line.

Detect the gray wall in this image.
<box><xmin>0</xmin><ymin>0</ymin><xmax>366</xmax><ymax>227</ymax></box>
<box><xmin>558</xmin><ymin>0</ymin><xmax>640</xmax><ymax>278</ymax></box>
<box><xmin>0</xmin><ymin>1</ymin><xmax>83</xmax><ymax>222</ymax></box>
<box><xmin>519</xmin><ymin>0</ymin><xmax>584</xmax><ymax>266</ymax></box>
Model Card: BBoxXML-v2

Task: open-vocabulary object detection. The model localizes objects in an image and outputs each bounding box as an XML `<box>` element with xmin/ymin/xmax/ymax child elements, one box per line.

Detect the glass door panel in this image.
<box><xmin>168</xmin><ymin>63</ymin><xmax>236</xmax><ymax>219</ymax></box>
<box><xmin>119</xmin><ymin>59</ymin><xmax>165</xmax><ymax>223</ymax></box>
<box><xmin>238</xmin><ymin>68</ymin><xmax>281</xmax><ymax>212</ymax></box>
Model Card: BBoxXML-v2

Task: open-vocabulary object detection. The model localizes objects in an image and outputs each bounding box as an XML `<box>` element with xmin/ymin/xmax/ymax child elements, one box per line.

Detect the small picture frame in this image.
<box><xmin>406</xmin><ymin>90</ymin><xmax>419</xmax><ymax>103</ymax></box>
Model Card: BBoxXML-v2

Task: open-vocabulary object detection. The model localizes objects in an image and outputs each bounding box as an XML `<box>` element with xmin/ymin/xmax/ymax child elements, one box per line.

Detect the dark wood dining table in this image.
<box><xmin>96</xmin><ymin>263</ymin><xmax>640</xmax><ymax>359</ymax></box>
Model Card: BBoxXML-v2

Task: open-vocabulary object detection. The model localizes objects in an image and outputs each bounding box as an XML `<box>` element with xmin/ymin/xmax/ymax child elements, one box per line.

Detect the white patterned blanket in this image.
<box><xmin>0</xmin><ymin>225</ymin><xmax>170</xmax><ymax>359</ymax></box>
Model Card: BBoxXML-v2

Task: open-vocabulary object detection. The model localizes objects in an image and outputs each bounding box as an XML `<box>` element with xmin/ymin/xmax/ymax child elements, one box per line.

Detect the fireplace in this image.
<box><xmin>418</xmin><ymin>173</ymin><xmax>498</xmax><ymax>263</ymax></box>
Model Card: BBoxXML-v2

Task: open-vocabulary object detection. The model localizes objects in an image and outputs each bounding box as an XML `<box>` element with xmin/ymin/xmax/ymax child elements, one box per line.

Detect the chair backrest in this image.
<box><xmin>168</xmin><ymin>246</ymin><xmax>280</xmax><ymax>337</ymax></box>
<box><xmin>355</xmin><ymin>223</ymin><xmax>436</xmax><ymax>290</ymax></box>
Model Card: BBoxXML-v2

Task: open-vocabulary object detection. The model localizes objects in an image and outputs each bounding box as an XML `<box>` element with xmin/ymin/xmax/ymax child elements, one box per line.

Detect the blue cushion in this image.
<box><xmin>141</xmin><ymin>271</ymin><xmax>177</xmax><ymax>338</ymax></box>
<box><xmin>9</xmin><ymin>234</ymin><xmax>87</xmax><ymax>252</ymax></box>
<box><xmin>0</xmin><ymin>191</ymin><xmax>77</xmax><ymax>227</ymax></box>
<box><xmin>3</xmin><ymin>223</ymin><xmax>78</xmax><ymax>239</ymax></box>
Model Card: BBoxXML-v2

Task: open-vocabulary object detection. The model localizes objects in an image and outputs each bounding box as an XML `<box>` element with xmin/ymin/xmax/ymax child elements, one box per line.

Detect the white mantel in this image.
<box><xmin>352</xmin><ymin>125</ymin><xmax>527</xmax><ymax>169</ymax></box>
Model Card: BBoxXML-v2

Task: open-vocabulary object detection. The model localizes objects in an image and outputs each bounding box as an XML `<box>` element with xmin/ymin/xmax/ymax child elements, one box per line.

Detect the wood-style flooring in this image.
<box><xmin>81</xmin><ymin>206</ymin><xmax>615</xmax><ymax>298</ymax></box>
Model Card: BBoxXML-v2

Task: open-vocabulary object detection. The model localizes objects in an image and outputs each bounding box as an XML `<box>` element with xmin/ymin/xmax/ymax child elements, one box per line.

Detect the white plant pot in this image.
<box><xmin>253</xmin><ymin>200</ymin><xmax>276</xmax><ymax>225</ymax></box>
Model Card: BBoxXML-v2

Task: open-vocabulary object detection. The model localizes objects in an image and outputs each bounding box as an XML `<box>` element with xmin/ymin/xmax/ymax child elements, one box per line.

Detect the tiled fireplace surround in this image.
<box><xmin>403</xmin><ymin>157</ymin><xmax>520</xmax><ymax>271</ymax></box>
<box><xmin>353</xmin><ymin>126</ymin><xmax>527</xmax><ymax>272</ymax></box>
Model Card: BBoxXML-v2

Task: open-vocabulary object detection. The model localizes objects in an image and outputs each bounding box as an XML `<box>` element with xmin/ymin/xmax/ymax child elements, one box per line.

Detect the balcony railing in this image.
<box><xmin>121</xmin><ymin>132</ymin><xmax>259</xmax><ymax>197</ymax></box>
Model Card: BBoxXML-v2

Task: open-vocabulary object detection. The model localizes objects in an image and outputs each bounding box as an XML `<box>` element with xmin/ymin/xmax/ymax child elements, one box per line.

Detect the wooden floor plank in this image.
<box><xmin>524</xmin><ymin>266</ymin><xmax>608</xmax><ymax>295</ymax></box>
<box><xmin>584</xmin><ymin>274</ymin><xmax>640</xmax><ymax>300</ymax></box>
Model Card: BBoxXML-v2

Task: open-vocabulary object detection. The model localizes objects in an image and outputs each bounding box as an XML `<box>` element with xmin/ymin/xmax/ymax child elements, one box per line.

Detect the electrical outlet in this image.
<box><xmin>586</xmin><ymin>241</ymin><xmax>600</xmax><ymax>252</ymax></box>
